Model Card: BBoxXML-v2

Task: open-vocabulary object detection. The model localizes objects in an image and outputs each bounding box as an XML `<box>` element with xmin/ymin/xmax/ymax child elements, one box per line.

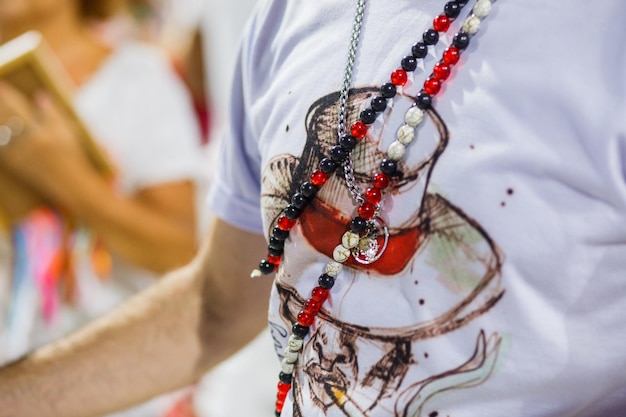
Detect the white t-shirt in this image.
<box><xmin>207</xmin><ymin>1</ymin><xmax>626</xmax><ymax>416</ymax></box>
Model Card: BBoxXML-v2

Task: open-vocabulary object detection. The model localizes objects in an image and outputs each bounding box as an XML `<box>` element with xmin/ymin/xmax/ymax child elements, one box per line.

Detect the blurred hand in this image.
<box><xmin>0</xmin><ymin>81</ymin><xmax>89</xmax><ymax>200</ymax></box>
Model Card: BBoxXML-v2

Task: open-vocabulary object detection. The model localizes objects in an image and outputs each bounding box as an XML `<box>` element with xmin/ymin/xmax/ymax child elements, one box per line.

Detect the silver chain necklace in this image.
<box><xmin>334</xmin><ymin>0</ymin><xmax>390</xmax><ymax>265</ymax></box>
<box><xmin>337</xmin><ymin>0</ymin><xmax>367</xmax><ymax>205</ymax></box>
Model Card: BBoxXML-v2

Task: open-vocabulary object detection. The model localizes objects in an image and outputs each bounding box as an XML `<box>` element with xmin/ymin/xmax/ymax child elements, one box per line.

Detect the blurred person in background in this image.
<box><xmin>0</xmin><ymin>0</ymin><xmax>207</xmax><ymax>415</ymax></box>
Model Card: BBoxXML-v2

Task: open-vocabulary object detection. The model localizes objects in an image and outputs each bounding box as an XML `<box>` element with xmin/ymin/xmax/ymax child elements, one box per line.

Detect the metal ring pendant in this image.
<box><xmin>351</xmin><ymin>216</ymin><xmax>389</xmax><ymax>265</ymax></box>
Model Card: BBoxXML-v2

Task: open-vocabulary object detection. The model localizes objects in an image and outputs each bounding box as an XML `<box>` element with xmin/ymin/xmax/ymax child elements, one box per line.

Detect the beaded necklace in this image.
<box><xmin>249</xmin><ymin>1</ymin><xmax>498</xmax><ymax>415</ymax></box>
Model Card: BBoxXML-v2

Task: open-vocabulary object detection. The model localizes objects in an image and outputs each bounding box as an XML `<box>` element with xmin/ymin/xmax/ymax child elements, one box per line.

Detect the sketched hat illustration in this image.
<box><xmin>263</xmin><ymin>87</ymin><xmax>506</xmax><ymax>416</ymax></box>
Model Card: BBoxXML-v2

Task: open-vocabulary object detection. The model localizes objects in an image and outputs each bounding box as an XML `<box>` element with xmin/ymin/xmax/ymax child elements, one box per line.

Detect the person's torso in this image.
<box><xmin>238</xmin><ymin>1</ymin><xmax>626</xmax><ymax>415</ymax></box>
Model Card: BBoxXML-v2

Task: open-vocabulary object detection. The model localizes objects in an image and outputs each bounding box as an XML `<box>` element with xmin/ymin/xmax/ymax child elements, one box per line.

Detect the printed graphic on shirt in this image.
<box><xmin>262</xmin><ymin>87</ymin><xmax>505</xmax><ymax>416</ymax></box>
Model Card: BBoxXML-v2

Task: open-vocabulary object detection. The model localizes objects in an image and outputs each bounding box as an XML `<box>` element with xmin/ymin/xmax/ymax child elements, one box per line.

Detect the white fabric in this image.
<box><xmin>75</xmin><ymin>42</ymin><xmax>204</xmax><ymax>195</ymax></box>
<box><xmin>207</xmin><ymin>1</ymin><xmax>626</xmax><ymax>416</ymax></box>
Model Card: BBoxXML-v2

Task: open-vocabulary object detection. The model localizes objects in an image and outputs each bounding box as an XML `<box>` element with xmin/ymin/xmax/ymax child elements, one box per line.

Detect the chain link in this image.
<box><xmin>337</xmin><ymin>0</ymin><xmax>367</xmax><ymax>204</ymax></box>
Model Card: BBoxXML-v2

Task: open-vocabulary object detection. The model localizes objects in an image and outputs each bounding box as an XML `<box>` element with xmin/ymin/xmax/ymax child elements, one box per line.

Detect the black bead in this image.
<box><xmin>292</xmin><ymin>323</ymin><xmax>309</xmax><ymax>338</ymax></box>
<box><xmin>415</xmin><ymin>91</ymin><xmax>432</xmax><ymax>109</ymax></box>
<box><xmin>300</xmin><ymin>181</ymin><xmax>318</xmax><ymax>198</ymax></box>
<box><xmin>259</xmin><ymin>259</ymin><xmax>274</xmax><ymax>274</ymax></box>
<box><xmin>291</xmin><ymin>193</ymin><xmax>308</xmax><ymax>210</ymax></box>
<box><xmin>411</xmin><ymin>42</ymin><xmax>428</xmax><ymax>59</ymax></box>
<box><xmin>318</xmin><ymin>273</ymin><xmax>335</xmax><ymax>289</ymax></box>
<box><xmin>401</xmin><ymin>55</ymin><xmax>417</xmax><ymax>72</ymax></box>
<box><xmin>381</xmin><ymin>83</ymin><xmax>397</xmax><ymax>99</ymax></box>
<box><xmin>422</xmin><ymin>29</ymin><xmax>439</xmax><ymax>46</ymax></box>
<box><xmin>380</xmin><ymin>158</ymin><xmax>398</xmax><ymax>175</ymax></box>
<box><xmin>275</xmin><ymin>411</ymin><xmax>281</xmax><ymax>417</ymax></box>
<box><xmin>279</xmin><ymin>371</ymin><xmax>293</xmax><ymax>384</ymax></box>
<box><xmin>453</xmin><ymin>32</ymin><xmax>470</xmax><ymax>49</ymax></box>
<box><xmin>370</xmin><ymin>96</ymin><xmax>387</xmax><ymax>112</ymax></box>
<box><xmin>269</xmin><ymin>236</ymin><xmax>285</xmax><ymax>250</ymax></box>
<box><xmin>330</xmin><ymin>145</ymin><xmax>348</xmax><ymax>162</ymax></box>
<box><xmin>339</xmin><ymin>134</ymin><xmax>357</xmax><ymax>150</ymax></box>
<box><xmin>444</xmin><ymin>1</ymin><xmax>461</xmax><ymax>18</ymax></box>
<box><xmin>284</xmin><ymin>204</ymin><xmax>301</xmax><ymax>220</ymax></box>
<box><xmin>350</xmin><ymin>216</ymin><xmax>367</xmax><ymax>234</ymax></box>
<box><xmin>360</xmin><ymin>108</ymin><xmax>377</xmax><ymax>124</ymax></box>
<box><xmin>268</xmin><ymin>246</ymin><xmax>284</xmax><ymax>257</ymax></box>
<box><xmin>272</xmin><ymin>226</ymin><xmax>289</xmax><ymax>240</ymax></box>
<box><xmin>319</xmin><ymin>157</ymin><xmax>338</xmax><ymax>174</ymax></box>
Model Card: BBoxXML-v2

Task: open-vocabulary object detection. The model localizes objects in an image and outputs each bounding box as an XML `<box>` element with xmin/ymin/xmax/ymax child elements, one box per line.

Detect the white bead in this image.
<box><xmin>333</xmin><ymin>244</ymin><xmax>351</xmax><ymax>263</ymax></box>
<box><xmin>250</xmin><ymin>269</ymin><xmax>262</xmax><ymax>278</ymax></box>
<box><xmin>387</xmin><ymin>141</ymin><xmax>406</xmax><ymax>161</ymax></box>
<box><xmin>396</xmin><ymin>124</ymin><xmax>415</xmax><ymax>144</ymax></box>
<box><xmin>341</xmin><ymin>231</ymin><xmax>360</xmax><ymax>249</ymax></box>
<box><xmin>288</xmin><ymin>335</ymin><xmax>304</xmax><ymax>352</ymax></box>
<box><xmin>325</xmin><ymin>261</ymin><xmax>343</xmax><ymax>277</ymax></box>
<box><xmin>463</xmin><ymin>16</ymin><xmax>481</xmax><ymax>35</ymax></box>
<box><xmin>404</xmin><ymin>107</ymin><xmax>424</xmax><ymax>127</ymax></box>
<box><xmin>473</xmin><ymin>0</ymin><xmax>492</xmax><ymax>18</ymax></box>
<box><xmin>283</xmin><ymin>348</ymin><xmax>299</xmax><ymax>364</ymax></box>
<box><xmin>281</xmin><ymin>360</ymin><xmax>295</xmax><ymax>374</ymax></box>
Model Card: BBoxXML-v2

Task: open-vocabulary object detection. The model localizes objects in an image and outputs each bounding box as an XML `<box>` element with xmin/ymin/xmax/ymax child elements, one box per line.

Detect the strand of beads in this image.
<box><xmin>416</xmin><ymin>0</ymin><xmax>494</xmax><ymax>108</ymax></box>
<box><xmin>342</xmin><ymin>0</ymin><xmax>492</xmax><ymax>264</ymax></box>
<box><xmin>343</xmin><ymin>0</ymin><xmax>472</xmax><ymax>198</ymax></box>
<box><xmin>255</xmin><ymin>0</ymin><xmax>470</xmax><ymax>281</ymax></box>
<box><xmin>271</xmin><ymin>1</ymin><xmax>496</xmax><ymax>415</ymax></box>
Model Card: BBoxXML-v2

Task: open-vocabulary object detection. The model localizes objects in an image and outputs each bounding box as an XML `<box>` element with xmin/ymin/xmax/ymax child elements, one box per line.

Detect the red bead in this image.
<box><xmin>267</xmin><ymin>254</ymin><xmax>281</xmax><ymax>266</ymax></box>
<box><xmin>372</xmin><ymin>172</ymin><xmax>390</xmax><ymax>190</ymax></box>
<box><xmin>311</xmin><ymin>286</ymin><xmax>329</xmax><ymax>303</ymax></box>
<box><xmin>275</xmin><ymin>398</ymin><xmax>285</xmax><ymax>412</ymax></box>
<box><xmin>310</xmin><ymin>170</ymin><xmax>329</xmax><ymax>187</ymax></box>
<box><xmin>390</xmin><ymin>69</ymin><xmax>408</xmax><ymax>86</ymax></box>
<box><xmin>358</xmin><ymin>202</ymin><xmax>377</xmax><ymax>220</ymax></box>
<box><xmin>443</xmin><ymin>47</ymin><xmax>460</xmax><ymax>65</ymax></box>
<box><xmin>277</xmin><ymin>215</ymin><xmax>296</xmax><ymax>231</ymax></box>
<box><xmin>423</xmin><ymin>77</ymin><xmax>441</xmax><ymax>95</ymax></box>
<box><xmin>351</xmin><ymin>121</ymin><xmax>368</xmax><ymax>139</ymax></box>
<box><xmin>433</xmin><ymin>14</ymin><xmax>451</xmax><ymax>32</ymax></box>
<box><xmin>364</xmin><ymin>187</ymin><xmax>382</xmax><ymax>205</ymax></box>
<box><xmin>433</xmin><ymin>62</ymin><xmax>451</xmax><ymax>80</ymax></box>
<box><xmin>278</xmin><ymin>381</ymin><xmax>291</xmax><ymax>394</ymax></box>
<box><xmin>305</xmin><ymin>299</ymin><xmax>322</xmax><ymax>315</ymax></box>
<box><xmin>297</xmin><ymin>310</ymin><xmax>315</xmax><ymax>327</ymax></box>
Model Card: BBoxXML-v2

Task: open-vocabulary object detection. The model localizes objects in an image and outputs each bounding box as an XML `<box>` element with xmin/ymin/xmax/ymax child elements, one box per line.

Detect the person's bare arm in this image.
<box><xmin>0</xmin><ymin>216</ymin><xmax>274</xmax><ymax>417</ymax></box>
